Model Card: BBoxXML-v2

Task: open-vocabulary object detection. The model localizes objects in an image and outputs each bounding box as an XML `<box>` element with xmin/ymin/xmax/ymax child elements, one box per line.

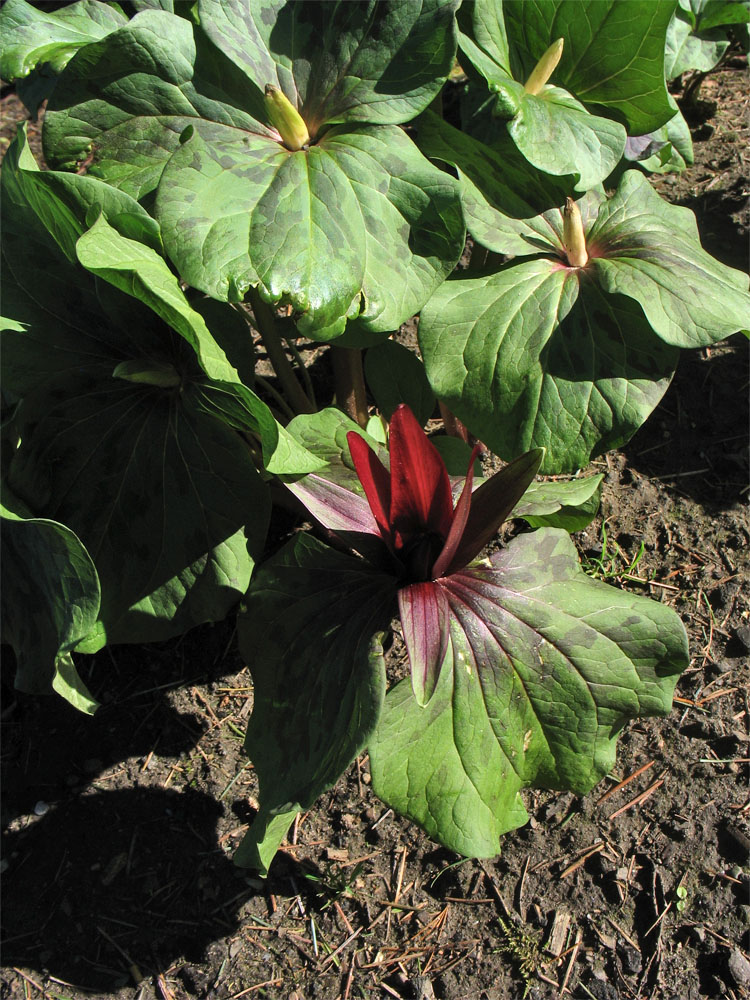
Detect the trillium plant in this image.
<box><xmin>235</xmin><ymin>403</ymin><xmax>688</xmax><ymax>870</ymax></box>
<box><xmin>1</xmin><ymin>0</ymin><xmax>748</xmax><ymax>867</ymax></box>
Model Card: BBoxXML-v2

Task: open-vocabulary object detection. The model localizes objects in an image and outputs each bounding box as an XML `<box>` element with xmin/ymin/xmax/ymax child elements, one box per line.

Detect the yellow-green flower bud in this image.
<box><xmin>524</xmin><ymin>38</ymin><xmax>564</xmax><ymax>95</ymax></box>
<box><xmin>264</xmin><ymin>85</ymin><xmax>310</xmax><ymax>151</ymax></box>
<box><xmin>113</xmin><ymin>360</ymin><xmax>181</xmax><ymax>387</ymax></box>
<box><xmin>563</xmin><ymin>197</ymin><xmax>588</xmax><ymax>268</ymax></box>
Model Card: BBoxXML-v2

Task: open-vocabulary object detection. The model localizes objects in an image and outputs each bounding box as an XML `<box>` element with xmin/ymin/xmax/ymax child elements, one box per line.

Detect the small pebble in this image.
<box><xmin>33</xmin><ymin>801</ymin><xmax>50</xmax><ymax>817</ymax></box>
<box><xmin>734</xmin><ymin>624</ymin><xmax>750</xmax><ymax>652</ymax></box>
<box><xmin>728</xmin><ymin>949</ymin><xmax>750</xmax><ymax>989</ymax></box>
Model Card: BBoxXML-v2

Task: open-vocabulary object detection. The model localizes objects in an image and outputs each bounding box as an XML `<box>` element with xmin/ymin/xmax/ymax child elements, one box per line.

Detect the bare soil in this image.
<box><xmin>2</xmin><ymin>59</ymin><xmax>749</xmax><ymax>1000</ymax></box>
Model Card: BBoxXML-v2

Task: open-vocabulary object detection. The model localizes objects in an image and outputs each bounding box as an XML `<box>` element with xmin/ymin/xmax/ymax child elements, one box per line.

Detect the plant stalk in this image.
<box><xmin>331</xmin><ymin>346</ymin><xmax>368</xmax><ymax>427</ymax></box>
<box><xmin>247</xmin><ymin>288</ymin><xmax>315</xmax><ymax>414</ymax></box>
<box><xmin>524</xmin><ymin>37</ymin><xmax>564</xmax><ymax>95</ymax></box>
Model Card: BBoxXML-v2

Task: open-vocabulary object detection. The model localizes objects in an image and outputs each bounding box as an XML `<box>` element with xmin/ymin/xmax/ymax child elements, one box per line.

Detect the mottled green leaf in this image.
<box><xmin>588</xmin><ymin>171</ymin><xmax>750</xmax><ymax>347</ymax></box>
<box><xmin>369</xmin><ymin>528</ymin><xmax>688</xmax><ymax>857</ymax></box>
<box><xmin>506</xmin><ymin>86</ymin><xmax>626</xmax><ymax>192</ymax></box>
<box><xmin>156</xmin><ymin>122</ymin><xmax>463</xmax><ymax>339</ymax></box>
<box><xmin>43</xmin><ymin>10</ymin><xmax>264</xmax><ymax>198</ymax></box>
<box><xmin>234</xmin><ymin>534</ymin><xmax>393</xmax><ymax>873</ymax></box>
<box><xmin>43</xmin><ymin>8</ymin><xmax>464</xmax><ymax>339</ymax></box>
<box><xmin>414</xmin><ymin>111</ymin><xmax>572</xmax><ymax>255</ymax></box>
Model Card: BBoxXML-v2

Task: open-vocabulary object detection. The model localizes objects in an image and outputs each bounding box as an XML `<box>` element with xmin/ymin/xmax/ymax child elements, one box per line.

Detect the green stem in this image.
<box><xmin>253</xmin><ymin>373</ymin><xmax>296</xmax><ymax>423</ymax></box>
<box><xmin>331</xmin><ymin>346</ymin><xmax>368</xmax><ymax>427</ymax></box>
<box><xmin>247</xmin><ymin>288</ymin><xmax>315</xmax><ymax>414</ymax></box>
<box><xmin>285</xmin><ymin>336</ymin><xmax>317</xmax><ymax>410</ymax></box>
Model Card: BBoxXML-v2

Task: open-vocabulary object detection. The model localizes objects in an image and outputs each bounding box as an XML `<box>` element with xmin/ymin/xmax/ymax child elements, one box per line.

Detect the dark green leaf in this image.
<box><xmin>512</xmin><ymin>475</ymin><xmax>604</xmax><ymax>531</ymax></box>
<box><xmin>1</xmin><ymin>491</ymin><xmax>100</xmax><ymax>712</ymax></box>
<box><xmin>198</xmin><ymin>0</ymin><xmax>459</xmax><ymax>129</ymax></box>
<box><xmin>235</xmin><ymin>534</ymin><xmax>394</xmax><ymax>873</ymax></box>
<box><xmin>503</xmin><ymin>0</ymin><xmax>675</xmax><ymax>134</ymax></box>
<box><xmin>365</xmin><ymin>340</ymin><xmax>436</xmax><ymax>425</ymax></box>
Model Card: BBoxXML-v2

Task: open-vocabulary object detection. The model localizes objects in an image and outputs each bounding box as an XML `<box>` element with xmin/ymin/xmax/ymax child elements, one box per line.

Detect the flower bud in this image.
<box><xmin>563</xmin><ymin>197</ymin><xmax>588</xmax><ymax>268</ymax></box>
<box><xmin>524</xmin><ymin>38</ymin><xmax>564</xmax><ymax>95</ymax></box>
<box><xmin>264</xmin><ymin>85</ymin><xmax>310</xmax><ymax>151</ymax></box>
<box><xmin>113</xmin><ymin>360</ymin><xmax>181</xmax><ymax>387</ymax></box>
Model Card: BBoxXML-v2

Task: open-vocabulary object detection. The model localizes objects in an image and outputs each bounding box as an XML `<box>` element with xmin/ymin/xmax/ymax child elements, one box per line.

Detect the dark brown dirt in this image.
<box><xmin>2</xmin><ymin>59</ymin><xmax>749</xmax><ymax>1000</ymax></box>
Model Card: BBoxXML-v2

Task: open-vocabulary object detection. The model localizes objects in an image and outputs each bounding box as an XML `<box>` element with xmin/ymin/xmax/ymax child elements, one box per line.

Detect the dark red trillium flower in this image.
<box><xmin>290</xmin><ymin>404</ymin><xmax>542</xmax><ymax>704</ymax></box>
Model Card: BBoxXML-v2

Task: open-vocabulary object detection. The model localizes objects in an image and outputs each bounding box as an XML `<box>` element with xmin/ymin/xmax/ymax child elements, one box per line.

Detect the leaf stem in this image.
<box><xmin>331</xmin><ymin>346</ymin><xmax>368</xmax><ymax>427</ymax></box>
<box><xmin>247</xmin><ymin>288</ymin><xmax>315</xmax><ymax>414</ymax></box>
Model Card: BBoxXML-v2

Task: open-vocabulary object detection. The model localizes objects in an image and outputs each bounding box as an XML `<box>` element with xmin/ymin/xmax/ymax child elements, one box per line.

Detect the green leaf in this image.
<box><xmin>75</xmin><ymin>216</ymin><xmax>242</xmax><ymax>383</ymax></box>
<box><xmin>419</xmin><ymin>259</ymin><xmax>678</xmax><ymax>473</ymax></box>
<box><xmin>234</xmin><ymin>534</ymin><xmax>393</xmax><ymax>873</ymax></box>
<box><xmin>512</xmin><ymin>475</ymin><xmax>604</xmax><ymax>531</ymax></box>
<box><xmin>503</xmin><ymin>0</ymin><xmax>675</xmax><ymax>134</ymax></box>
<box><xmin>3</xmin><ymin>123</ymin><xmax>161</xmax><ymax>260</ymax></box>
<box><xmin>0</xmin><ymin>0</ymin><xmax>127</xmax><ymax>79</ymax></box>
<box><xmin>43</xmin><ymin>9</ymin><xmax>465</xmax><ymax>339</ymax></box>
<box><xmin>286</xmin><ymin>407</ymin><xmax>387</xmax><ymax>489</ymax></box>
<box><xmin>414</xmin><ymin>110</ymin><xmax>573</xmax><ymax>255</ymax></box>
<box><xmin>43</xmin><ymin>10</ymin><xmax>262</xmax><ymax>198</ymax></box>
<box><xmin>198</xmin><ymin>0</ymin><xmax>459</xmax><ymax>130</ymax></box>
<box><xmin>665</xmin><ymin>0</ymin><xmax>749</xmax><ymax>78</ymax></box>
<box><xmin>52</xmin><ymin>653</ymin><xmax>99</xmax><ymax>715</ymax></box>
<box><xmin>588</xmin><ymin>171</ymin><xmax>750</xmax><ymax>347</ymax></box>
<box><xmin>507</xmin><ymin>86</ymin><xmax>626</xmax><ymax>192</ymax></box>
<box><xmin>364</xmin><ymin>340</ymin><xmax>436</xmax><ymax>425</ymax></box>
<box><xmin>2</xmin><ymin>135</ymin><xmax>272</xmax><ymax>645</ymax></box>
<box><xmin>7</xmin><ymin>373</ymin><xmax>268</xmax><ymax>645</ymax></box>
<box><xmin>1</xmin><ymin>491</ymin><xmax>100</xmax><ymax>712</ymax></box>
<box><xmin>369</xmin><ymin>528</ymin><xmax>688</xmax><ymax>857</ymax></box>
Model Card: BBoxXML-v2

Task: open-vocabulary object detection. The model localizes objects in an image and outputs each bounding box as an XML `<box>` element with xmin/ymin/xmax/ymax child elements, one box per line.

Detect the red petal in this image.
<box><xmin>399</xmin><ymin>580</ymin><xmax>451</xmax><ymax>705</ymax></box>
<box><xmin>431</xmin><ymin>443</ymin><xmax>482</xmax><ymax>579</ymax></box>
<box><xmin>347</xmin><ymin>430</ymin><xmax>391</xmax><ymax>541</ymax></box>
<box><xmin>388</xmin><ymin>404</ymin><xmax>453</xmax><ymax>549</ymax></box>
<box><xmin>445</xmin><ymin>448</ymin><xmax>544</xmax><ymax>573</ymax></box>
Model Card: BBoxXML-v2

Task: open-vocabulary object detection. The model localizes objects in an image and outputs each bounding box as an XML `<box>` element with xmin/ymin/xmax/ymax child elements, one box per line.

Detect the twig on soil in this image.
<box><xmin>11</xmin><ymin>970</ymin><xmax>56</xmax><ymax>1000</ymax></box>
<box><xmin>607</xmin><ymin>771</ymin><xmax>666</xmax><ymax>820</ymax></box>
<box><xmin>602</xmin><ymin>916</ymin><xmax>639</xmax><ymax>951</ymax></box>
<box><xmin>597</xmin><ymin>760</ymin><xmax>655</xmax><ymax>804</ymax></box>
<box><xmin>557</xmin><ymin>929</ymin><xmax>582</xmax><ymax>998</ymax></box>
<box><xmin>559</xmin><ymin>841</ymin><xmax>606</xmax><ymax>878</ymax></box>
<box><xmin>228</xmin><ymin>978</ymin><xmax>284</xmax><ymax>998</ymax></box>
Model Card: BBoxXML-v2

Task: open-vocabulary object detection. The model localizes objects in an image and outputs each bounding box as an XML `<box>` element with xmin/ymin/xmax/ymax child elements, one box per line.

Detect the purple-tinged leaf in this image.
<box><xmin>446</xmin><ymin>448</ymin><xmax>544</xmax><ymax>573</ymax></box>
<box><xmin>399</xmin><ymin>581</ymin><xmax>452</xmax><ymax>707</ymax></box>
<box><xmin>370</xmin><ymin>528</ymin><xmax>688</xmax><ymax>857</ymax></box>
